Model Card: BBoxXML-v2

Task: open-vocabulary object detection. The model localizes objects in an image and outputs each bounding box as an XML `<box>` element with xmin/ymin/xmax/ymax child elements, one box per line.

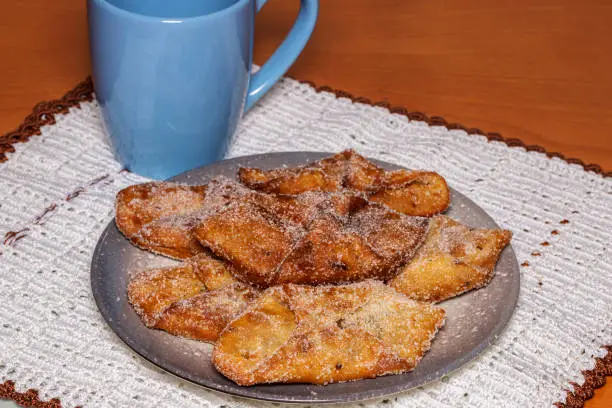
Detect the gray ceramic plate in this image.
<box><xmin>91</xmin><ymin>152</ymin><xmax>520</xmax><ymax>404</ymax></box>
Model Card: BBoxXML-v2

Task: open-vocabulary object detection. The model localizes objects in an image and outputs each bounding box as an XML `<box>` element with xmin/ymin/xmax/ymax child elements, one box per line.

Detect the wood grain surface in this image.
<box><xmin>0</xmin><ymin>0</ymin><xmax>609</xmax><ymax>406</ymax></box>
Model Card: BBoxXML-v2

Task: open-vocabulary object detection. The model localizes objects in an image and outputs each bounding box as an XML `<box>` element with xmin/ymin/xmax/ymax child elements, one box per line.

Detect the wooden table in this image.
<box><xmin>0</xmin><ymin>0</ymin><xmax>609</xmax><ymax>406</ymax></box>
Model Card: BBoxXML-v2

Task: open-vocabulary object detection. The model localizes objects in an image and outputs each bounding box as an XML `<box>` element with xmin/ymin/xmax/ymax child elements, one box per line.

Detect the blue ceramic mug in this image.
<box><xmin>87</xmin><ymin>0</ymin><xmax>318</xmax><ymax>179</ymax></box>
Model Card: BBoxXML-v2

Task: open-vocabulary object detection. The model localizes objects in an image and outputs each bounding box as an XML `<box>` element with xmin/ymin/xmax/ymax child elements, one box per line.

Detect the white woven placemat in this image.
<box><xmin>0</xmin><ymin>77</ymin><xmax>610</xmax><ymax>408</ymax></box>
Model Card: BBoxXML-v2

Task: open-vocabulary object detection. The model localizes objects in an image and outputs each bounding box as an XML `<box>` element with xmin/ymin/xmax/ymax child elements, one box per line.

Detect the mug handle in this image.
<box><xmin>245</xmin><ymin>0</ymin><xmax>319</xmax><ymax>111</ymax></box>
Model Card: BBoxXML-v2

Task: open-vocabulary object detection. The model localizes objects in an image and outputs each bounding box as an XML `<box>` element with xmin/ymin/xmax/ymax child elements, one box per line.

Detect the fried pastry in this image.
<box><xmin>389</xmin><ymin>215</ymin><xmax>512</xmax><ymax>302</ymax></box>
<box><xmin>115</xmin><ymin>182</ymin><xmax>207</xmax><ymax>238</ymax></box>
<box><xmin>194</xmin><ymin>192</ymin><xmax>428</xmax><ymax>287</ymax></box>
<box><xmin>369</xmin><ymin>170</ymin><xmax>451</xmax><ymax>217</ymax></box>
<box><xmin>116</xmin><ymin>177</ymin><xmax>335</xmax><ymax>260</ymax></box>
<box><xmin>115</xmin><ymin>149</ymin><xmax>445</xmax><ymax>261</ymax></box>
<box><xmin>129</xmin><ymin>215</ymin><xmax>205</xmax><ymax>259</ymax></box>
<box><xmin>115</xmin><ymin>182</ymin><xmax>208</xmax><ymax>259</ymax></box>
<box><xmin>238</xmin><ymin>167</ymin><xmax>341</xmax><ymax>195</ymax></box>
<box><xmin>194</xmin><ymin>200</ymin><xmax>296</xmax><ymax>286</ymax></box>
<box><xmin>116</xmin><ymin>178</ymin><xmax>258</xmax><ymax>259</ymax></box>
<box><xmin>238</xmin><ymin>149</ymin><xmax>450</xmax><ymax>216</ymax></box>
<box><xmin>213</xmin><ymin>280</ymin><xmax>445</xmax><ymax>386</ymax></box>
<box><xmin>274</xmin><ymin>199</ymin><xmax>428</xmax><ymax>285</ymax></box>
<box><xmin>127</xmin><ymin>253</ymin><xmax>259</xmax><ymax>342</ymax></box>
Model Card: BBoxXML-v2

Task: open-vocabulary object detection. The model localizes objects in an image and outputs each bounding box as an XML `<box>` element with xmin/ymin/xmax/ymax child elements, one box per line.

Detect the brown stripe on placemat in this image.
<box><xmin>0</xmin><ymin>77</ymin><xmax>610</xmax><ymax>408</ymax></box>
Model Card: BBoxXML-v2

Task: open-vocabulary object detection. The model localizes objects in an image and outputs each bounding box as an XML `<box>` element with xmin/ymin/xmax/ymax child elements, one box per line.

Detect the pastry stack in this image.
<box><xmin>116</xmin><ymin>150</ymin><xmax>511</xmax><ymax>386</ymax></box>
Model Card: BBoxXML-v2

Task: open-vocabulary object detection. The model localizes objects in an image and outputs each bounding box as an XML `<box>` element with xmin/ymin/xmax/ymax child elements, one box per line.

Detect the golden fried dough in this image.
<box><xmin>253</xmin><ymin>191</ymin><xmax>331</xmax><ymax>227</ymax></box>
<box><xmin>115</xmin><ymin>182</ymin><xmax>207</xmax><ymax>259</ymax></box>
<box><xmin>194</xmin><ymin>201</ymin><xmax>296</xmax><ymax>286</ymax></box>
<box><xmin>238</xmin><ymin>149</ymin><xmax>450</xmax><ymax>216</ymax></box>
<box><xmin>115</xmin><ymin>176</ymin><xmax>327</xmax><ymax>261</ymax></box>
<box><xmin>193</xmin><ymin>252</ymin><xmax>241</xmax><ymax>290</ymax></box>
<box><xmin>115</xmin><ymin>182</ymin><xmax>206</xmax><ymax>238</ymax></box>
<box><xmin>130</xmin><ymin>215</ymin><xmax>205</xmax><ymax>259</ymax></box>
<box><xmin>275</xmin><ymin>214</ymin><xmax>386</xmax><ymax>285</ymax></box>
<box><xmin>389</xmin><ymin>215</ymin><xmax>512</xmax><ymax>302</ymax></box>
<box><xmin>319</xmin><ymin>148</ymin><xmax>384</xmax><ymax>190</ymax></box>
<box><xmin>115</xmin><ymin>150</ymin><xmax>445</xmax><ymax>261</ymax></box>
<box><xmin>115</xmin><ymin>178</ymin><xmax>256</xmax><ymax>259</ymax></box>
<box><xmin>127</xmin><ymin>258</ymin><xmax>205</xmax><ymax>327</ymax></box>
<box><xmin>238</xmin><ymin>167</ymin><xmax>340</xmax><ymax>195</ymax></box>
<box><xmin>127</xmin><ymin>253</ymin><xmax>259</xmax><ymax>342</ymax></box>
<box><xmin>213</xmin><ymin>281</ymin><xmax>445</xmax><ymax>386</ymax></box>
<box><xmin>369</xmin><ymin>170</ymin><xmax>450</xmax><ymax>217</ymax></box>
<box><xmin>275</xmin><ymin>201</ymin><xmax>428</xmax><ymax>285</ymax></box>
<box><xmin>154</xmin><ymin>284</ymin><xmax>259</xmax><ymax>342</ymax></box>
<box><xmin>194</xmin><ymin>192</ymin><xmax>428</xmax><ymax>287</ymax></box>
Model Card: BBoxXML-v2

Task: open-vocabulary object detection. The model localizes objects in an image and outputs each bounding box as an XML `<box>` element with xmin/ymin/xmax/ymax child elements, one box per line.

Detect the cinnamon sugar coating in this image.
<box><xmin>213</xmin><ymin>281</ymin><xmax>445</xmax><ymax>386</ymax></box>
<box><xmin>389</xmin><ymin>215</ymin><xmax>512</xmax><ymax>302</ymax></box>
<box><xmin>239</xmin><ymin>150</ymin><xmax>450</xmax><ymax>216</ymax></box>
<box><xmin>127</xmin><ymin>253</ymin><xmax>259</xmax><ymax>343</ymax></box>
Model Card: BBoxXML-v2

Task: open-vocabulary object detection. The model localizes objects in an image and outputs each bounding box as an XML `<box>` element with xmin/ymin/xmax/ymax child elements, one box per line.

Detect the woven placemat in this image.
<box><xmin>0</xmin><ymin>77</ymin><xmax>610</xmax><ymax>408</ymax></box>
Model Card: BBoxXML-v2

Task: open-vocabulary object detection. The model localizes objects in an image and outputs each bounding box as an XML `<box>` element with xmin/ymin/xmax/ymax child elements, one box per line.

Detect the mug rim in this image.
<box><xmin>90</xmin><ymin>0</ymin><xmax>251</xmax><ymax>22</ymax></box>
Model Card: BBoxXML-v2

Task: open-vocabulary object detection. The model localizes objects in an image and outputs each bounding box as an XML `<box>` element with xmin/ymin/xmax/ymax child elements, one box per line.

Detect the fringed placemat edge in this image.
<box><xmin>0</xmin><ymin>78</ymin><xmax>94</xmax><ymax>163</ymax></box>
